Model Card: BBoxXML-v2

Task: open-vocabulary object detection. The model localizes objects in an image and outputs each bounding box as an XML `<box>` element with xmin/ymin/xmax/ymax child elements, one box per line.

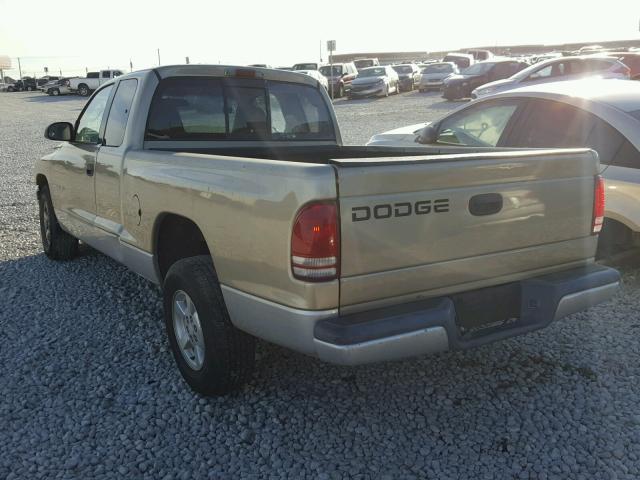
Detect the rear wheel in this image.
<box><xmin>38</xmin><ymin>185</ymin><xmax>78</xmax><ymax>260</ymax></box>
<box><xmin>163</xmin><ymin>256</ymin><xmax>256</xmax><ymax>396</ymax></box>
<box><xmin>51</xmin><ymin>88</ymin><xmax>60</xmax><ymax>96</ymax></box>
<box><xmin>78</xmin><ymin>84</ymin><xmax>90</xmax><ymax>97</ymax></box>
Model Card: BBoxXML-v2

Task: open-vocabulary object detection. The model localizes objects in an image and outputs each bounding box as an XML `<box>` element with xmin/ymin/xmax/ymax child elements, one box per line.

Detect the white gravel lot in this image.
<box><xmin>1</xmin><ymin>90</ymin><xmax>639</xmax><ymax>479</ymax></box>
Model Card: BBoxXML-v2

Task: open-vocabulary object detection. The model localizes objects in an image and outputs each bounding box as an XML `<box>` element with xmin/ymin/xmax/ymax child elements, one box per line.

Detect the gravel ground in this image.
<box><xmin>1</xmin><ymin>91</ymin><xmax>639</xmax><ymax>479</ymax></box>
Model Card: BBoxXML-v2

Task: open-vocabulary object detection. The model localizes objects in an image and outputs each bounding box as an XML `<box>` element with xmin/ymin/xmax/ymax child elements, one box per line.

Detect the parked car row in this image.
<box><xmin>2</xmin><ymin>70</ymin><xmax>124</xmax><ymax>96</ymax></box>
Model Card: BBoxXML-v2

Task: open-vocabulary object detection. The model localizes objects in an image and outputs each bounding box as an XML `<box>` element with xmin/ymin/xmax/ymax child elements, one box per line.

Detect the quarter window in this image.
<box><xmin>75</xmin><ymin>85</ymin><xmax>113</xmax><ymax>144</ymax></box>
<box><xmin>104</xmin><ymin>79</ymin><xmax>138</xmax><ymax>147</ymax></box>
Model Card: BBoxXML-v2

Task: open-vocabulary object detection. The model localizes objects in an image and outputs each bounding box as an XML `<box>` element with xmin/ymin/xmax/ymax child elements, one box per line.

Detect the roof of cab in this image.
<box><xmin>499</xmin><ymin>79</ymin><xmax>640</xmax><ymax>113</ymax></box>
<box><xmin>151</xmin><ymin>64</ymin><xmax>318</xmax><ymax>88</ymax></box>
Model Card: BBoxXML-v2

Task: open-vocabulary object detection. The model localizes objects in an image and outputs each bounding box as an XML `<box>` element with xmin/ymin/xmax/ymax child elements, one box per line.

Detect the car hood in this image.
<box><xmin>352</xmin><ymin>76</ymin><xmax>385</xmax><ymax>86</ymax></box>
<box><xmin>421</xmin><ymin>72</ymin><xmax>452</xmax><ymax>80</ymax></box>
<box><xmin>366</xmin><ymin>122</ymin><xmax>430</xmax><ymax>146</ymax></box>
<box><xmin>445</xmin><ymin>73</ymin><xmax>482</xmax><ymax>84</ymax></box>
<box><xmin>474</xmin><ymin>78</ymin><xmax>515</xmax><ymax>92</ymax></box>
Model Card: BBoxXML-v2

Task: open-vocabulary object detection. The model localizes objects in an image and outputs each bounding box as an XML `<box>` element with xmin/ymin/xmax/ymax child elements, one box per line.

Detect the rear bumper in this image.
<box><xmin>221</xmin><ymin>264</ymin><xmax>619</xmax><ymax>366</ymax></box>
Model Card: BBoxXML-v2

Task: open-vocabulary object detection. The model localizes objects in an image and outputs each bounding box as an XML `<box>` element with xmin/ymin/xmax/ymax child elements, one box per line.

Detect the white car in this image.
<box><xmin>295</xmin><ymin>70</ymin><xmax>328</xmax><ymax>91</ymax></box>
<box><xmin>472</xmin><ymin>56</ymin><xmax>630</xmax><ymax>98</ymax></box>
<box><xmin>368</xmin><ymin>79</ymin><xmax>640</xmax><ymax>256</ymax></box>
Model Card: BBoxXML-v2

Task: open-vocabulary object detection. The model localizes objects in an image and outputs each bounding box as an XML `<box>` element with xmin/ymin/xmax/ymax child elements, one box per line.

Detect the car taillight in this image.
<box><xmin>592</xmin><ymin>175</ymin><xmax>605</xmax><ymax>234</ymax></box>
<box><xmin>291</xmin><ymin>201</ymin><xmax>339</xmax><ymax>282</ymax></box>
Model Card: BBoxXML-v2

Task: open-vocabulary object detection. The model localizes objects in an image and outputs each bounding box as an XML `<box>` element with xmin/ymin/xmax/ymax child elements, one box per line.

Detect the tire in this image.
<box><xmin>337</xmin><ymin>84</ymin><xmax>344</xmax><ymax>98</ymax></box>
<box><xmin>51</xmin><ymin>88</ymin><xmax>60</xmax><ymax>96</ymax></box>
<box><xmin>163</xmin><ymin>256</ymin><xmax>256</xmax><ymax>396</ymax></box>
<box><xmin>78</xmin><ymin>84</ymin><xmax>90</xmax><ymax>97</ymax></box>
<box><xmin>38</xmin><ymin>185</ymin><xmax>78</xmax><ymax>260</ymax></box>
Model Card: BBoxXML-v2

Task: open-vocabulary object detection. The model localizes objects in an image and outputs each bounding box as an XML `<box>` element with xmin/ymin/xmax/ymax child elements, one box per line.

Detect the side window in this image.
<box><xmin>515</xmin><ymin>100</ymin><xmax>594</xmax><ymax>148</ymax></box>
<box><xmin>104</xmin><ymin>79</ymin><xmax>138</xmax><ymax>147</ymax></box>
<box><xmin>612</xmin><ymin>140</ymin><xmax>640</xmax><ymax>168</ymax></box>
<box><xmin>75</xmin><ymin>86</ymin><xmax>113</xmax><ymax>144</ymax></box>
<box><xmin>101</xmin><ymin>71</ymin><xmax>111</xmax><ymax>79</ymax></box>
<box><xmin>437</xmin><ymin>100</ymin><xmax>520</xmax><ymax>147</ymax></box>
<box><xmin>527</xmin><ymin>64</ymin><xmax>553</xmax><ymax>81</ymax></box>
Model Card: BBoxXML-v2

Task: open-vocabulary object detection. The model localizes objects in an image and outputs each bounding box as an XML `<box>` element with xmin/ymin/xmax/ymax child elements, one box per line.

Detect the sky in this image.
<box><xmin>1</xmin><ymin>0</ymin><xmax>640</xmax><ymax>78</ymax></box>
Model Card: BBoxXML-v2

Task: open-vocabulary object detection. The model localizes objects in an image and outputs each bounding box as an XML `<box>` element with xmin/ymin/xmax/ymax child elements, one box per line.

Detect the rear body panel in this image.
<box><xmin>334</xmin><ymin>149</ymin><xmax>599</xmax><ymax>311</ymax></box>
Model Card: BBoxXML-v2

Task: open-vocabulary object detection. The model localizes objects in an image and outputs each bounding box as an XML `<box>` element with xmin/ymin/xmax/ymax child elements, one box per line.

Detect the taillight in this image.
<box><xmin>592</xmin><ymin>175</ymin><xmax>605</xmax><ymax>234</ymax></box>
<box><xmin>291</xmin><ymin>202</ymin><xmax>339</xmax><ymax>282</ymax></box>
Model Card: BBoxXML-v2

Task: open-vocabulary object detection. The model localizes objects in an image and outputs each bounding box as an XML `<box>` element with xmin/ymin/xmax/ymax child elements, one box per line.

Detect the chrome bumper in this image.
<box><xmin>221</xmin><ymin>264</ymin><xmax>620</xmax><ymax>366</ymax></box>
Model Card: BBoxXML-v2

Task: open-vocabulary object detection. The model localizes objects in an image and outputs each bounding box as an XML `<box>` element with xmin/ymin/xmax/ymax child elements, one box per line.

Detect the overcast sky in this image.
<box><xmin>1</xmin><ymin>0</ymin><xmax>639</xmax><ymax>77</ymax></box>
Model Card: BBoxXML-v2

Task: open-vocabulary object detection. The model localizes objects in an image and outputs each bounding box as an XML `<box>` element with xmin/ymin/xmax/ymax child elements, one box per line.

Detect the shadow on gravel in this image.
<box><xmin>23</xmin><ymin>94</ymin><xmax>84</xmax><ymax>103</ymax></box>
<box><xmin>428</xmin><ymin>99</ymin><xmax>470</xmax><ymax>110</ymax></box>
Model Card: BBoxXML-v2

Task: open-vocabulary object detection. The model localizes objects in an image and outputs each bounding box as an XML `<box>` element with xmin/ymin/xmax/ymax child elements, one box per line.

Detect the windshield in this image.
<box><xmin>293</xmin><ymin>63</ymin><xmax>317</xmax><ymax>70</ymax></box>
<box><xmin>461</xmin><ymin>63</ymin><xmax>494</xmax><ymax>75</ymax></box>
<box><xmin>355</xmin><ymin>60</ymin><xmax>375</xmax><ymax>68</ymax></box>
<box><xmin>319</xmin><ymin>65</ymin><xmax>343</xmax><ymax>76</ymax></box>
<box><xmin>358</xmin><ymin>67</ymin><xmax>386</xmax><ymax>77</ymax></box>
<box><xmin>423</xmin><ymin>63</ymin><xmax>454</xmax><ymax>73</ymax></box>
<box><xmin>392</xmin><ymin>65</ymin><xmax>413</xmax><ymax>74</ymax></box>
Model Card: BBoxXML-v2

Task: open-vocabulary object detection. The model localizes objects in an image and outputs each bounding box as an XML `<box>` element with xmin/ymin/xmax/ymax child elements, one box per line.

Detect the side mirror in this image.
<box><xmin>416</xmin><ymin>124</ymin><xmax>438</xmax><ymax>144</ymax></box>
<box><xmin>45</xmin><ymin>122</ymin><xmax>74</xmax><ymax>141</ymax></box>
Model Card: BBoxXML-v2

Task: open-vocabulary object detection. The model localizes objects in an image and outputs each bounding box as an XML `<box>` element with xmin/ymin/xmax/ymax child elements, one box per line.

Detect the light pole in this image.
<box><xmin>157</xmin><ymin>49</ymin><xmax>161</xmax><ymax>66</ymax></box>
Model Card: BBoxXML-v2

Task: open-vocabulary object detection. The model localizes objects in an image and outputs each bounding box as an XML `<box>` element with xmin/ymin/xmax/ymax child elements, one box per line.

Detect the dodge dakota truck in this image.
<box><xmin>36</xmin><ymin>65</ymin><xmax>620</xmax><ymax>396</ymax></box>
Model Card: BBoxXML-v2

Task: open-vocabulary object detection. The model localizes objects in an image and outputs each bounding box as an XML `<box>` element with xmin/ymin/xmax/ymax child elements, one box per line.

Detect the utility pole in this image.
<box><xmin>157</xmin><ymin>48</ymin><xmax>161</xmax><ymax>66</ymax></box>
<box><xmin>319</xmin><ymin>40</ymin><xmax>323</xmax><ymax>63</ymax></box>
<box><xmin>185</xmin><ymin>56</ymin><xmax>190</xmax><ymax>64</ymax></box>
<box><xmin>129</xmin><ymin>59</ymin><xmax>133</xmax><ymax>72</ymax></box>
<box><xmin>17</xmin><ymin>57</ymin><xmax>22</xmax><ymax>79</ymax></box>
<box><xmin>327</xmin><ymin>40</ymin><xmax>336</xmax><ymax>99</ymax></box>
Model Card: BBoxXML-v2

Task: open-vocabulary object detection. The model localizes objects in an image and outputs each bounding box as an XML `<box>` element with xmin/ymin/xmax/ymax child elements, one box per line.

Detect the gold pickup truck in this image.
<box><xmin>35</xmin><ymin>65</ymin><xmax>620</xmax><ymax>396</ymax></box>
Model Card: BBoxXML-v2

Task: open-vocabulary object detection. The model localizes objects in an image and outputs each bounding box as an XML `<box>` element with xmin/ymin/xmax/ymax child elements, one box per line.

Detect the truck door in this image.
<box><xmin>94</xmin><ymin>78</ymin><xmax>139</xmax><ymax>238</ymax></box>
<box><xmin>49</xmin><ymin>84</ymin><xmax>113</xmax><ymax>236</ymax></box>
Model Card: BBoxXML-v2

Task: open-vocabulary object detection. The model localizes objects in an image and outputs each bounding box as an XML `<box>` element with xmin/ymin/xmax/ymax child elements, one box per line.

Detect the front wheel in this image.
<box><xmin>78</xmin><ymin>85</ymin><xmax>90</xmax><ymax>96</ymax></box>
<box><xmin>38</xmin><ymin>185</ymin><xmax>78</xmax><ymax>260</ymax></box>
<box><xmin>51</xmin><ymin>88</ymin><xmax>60</xmax><ymax>96</ymax></box>
<box><xmin>163</xmin><ymin>256</ymin><xmax>256</xmax><ymax>396</ymax></box>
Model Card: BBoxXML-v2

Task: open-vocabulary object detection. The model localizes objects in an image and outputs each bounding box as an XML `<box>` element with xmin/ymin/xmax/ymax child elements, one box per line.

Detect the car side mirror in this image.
<box><xmin>416</xmin><ymin>124</ymin><xmax>438</xmax><ymax>144</ymax></box>
<box><xmin>45</xmin><ymin>122</ymin><xmax>74</xmax><ymax>141</ymax></box>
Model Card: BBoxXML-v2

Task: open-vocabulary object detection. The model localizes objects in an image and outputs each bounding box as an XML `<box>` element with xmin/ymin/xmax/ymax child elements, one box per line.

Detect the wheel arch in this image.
<box><xmin>153</xmin><ymin>213</ymin><xmax>213</xmax><ymax>282</ymax></box>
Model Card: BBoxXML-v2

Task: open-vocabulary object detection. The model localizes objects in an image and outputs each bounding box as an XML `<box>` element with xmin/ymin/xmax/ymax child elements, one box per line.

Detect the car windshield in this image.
<box><xmin>355</xmin><ymin>60</ymin><xmax>375</xmax><ymax>68</ymax></box>
<box><xmin>293</xmin><ymin>64</ymin><xmax>317</xmax><ymax>70</ymax></box>
<box><xmin>423</xmin><ymin>64</ymin><xmax>454</xmax><ymax>73</ymax></box>
<box><xmin>319</xmin><ymin>66</ymin><xmax>343</xmax><ymax>76</ymax></box>
<box><xmin>461</xmin><ymin>63</ymin><xmax>494</xmax><ymax>75</ymax></box>
<box><xmin>392</xmin><ymin>66</ymin><xmax>413</xmax><ymax>74</ymax></box>
<box><xmin>359</xmin><ymin>67</ymin><xmax>386</xmax><ymax>77</ymax></box>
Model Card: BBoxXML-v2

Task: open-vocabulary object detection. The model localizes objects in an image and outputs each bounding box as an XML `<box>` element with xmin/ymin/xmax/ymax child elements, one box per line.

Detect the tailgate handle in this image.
<box><xmin>469</xmin><ymin>193</ymin><xmax>503</xmax><ymax>216</ymax></box>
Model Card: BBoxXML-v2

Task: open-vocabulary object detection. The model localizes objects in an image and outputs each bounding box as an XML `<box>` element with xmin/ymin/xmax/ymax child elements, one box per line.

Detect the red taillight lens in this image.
<box><xmin>291</xmin><ymin>202</ymin><xmax>339</xmax><ymax>281</ymax></box>
<box><xmin>592</xmin><ymin>175</ymin><xmax>605</xmax><ymax>234</ymax></box>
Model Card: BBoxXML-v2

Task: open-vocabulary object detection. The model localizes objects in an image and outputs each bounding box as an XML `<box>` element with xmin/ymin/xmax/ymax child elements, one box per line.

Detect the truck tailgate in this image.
<box><xmin>333</xmin><ymin>149</ymin><xmax>600</xmax><ymax>310</ymax></box>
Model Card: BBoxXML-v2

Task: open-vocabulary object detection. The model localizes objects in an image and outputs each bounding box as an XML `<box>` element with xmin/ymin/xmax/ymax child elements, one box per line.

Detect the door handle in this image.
<box><xmin>469</xmin><ymin>193</ymin><xmax>503</xmax><ymax>216</ymax></box>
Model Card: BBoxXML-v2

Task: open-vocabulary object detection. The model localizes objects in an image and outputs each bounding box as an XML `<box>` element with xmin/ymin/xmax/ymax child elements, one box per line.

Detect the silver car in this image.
<box><xmin>368</xmin><ymin>79</ymin><xmax>640</xmax><ymax>256</ymax></box>
<box><xmin>418</xmin><ymin>62</ymin><xmax>459</xmax><ymax>92</ymax></box>
<box><xmin>347</xmin><ymin>66</ymin><xmax>399</xmax><ymax>99</ymax></box>
<box><xmin>472</xmin><ymin>55</ymin><xmax>630</xmax><ymax>98</ymax></box>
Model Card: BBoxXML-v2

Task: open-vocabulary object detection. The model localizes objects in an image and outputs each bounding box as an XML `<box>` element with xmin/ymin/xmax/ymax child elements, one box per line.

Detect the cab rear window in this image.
<box><xmin>145</xmin><ymin>77</ymin><xmax>335</xmax><ymax>142</ymax></box>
